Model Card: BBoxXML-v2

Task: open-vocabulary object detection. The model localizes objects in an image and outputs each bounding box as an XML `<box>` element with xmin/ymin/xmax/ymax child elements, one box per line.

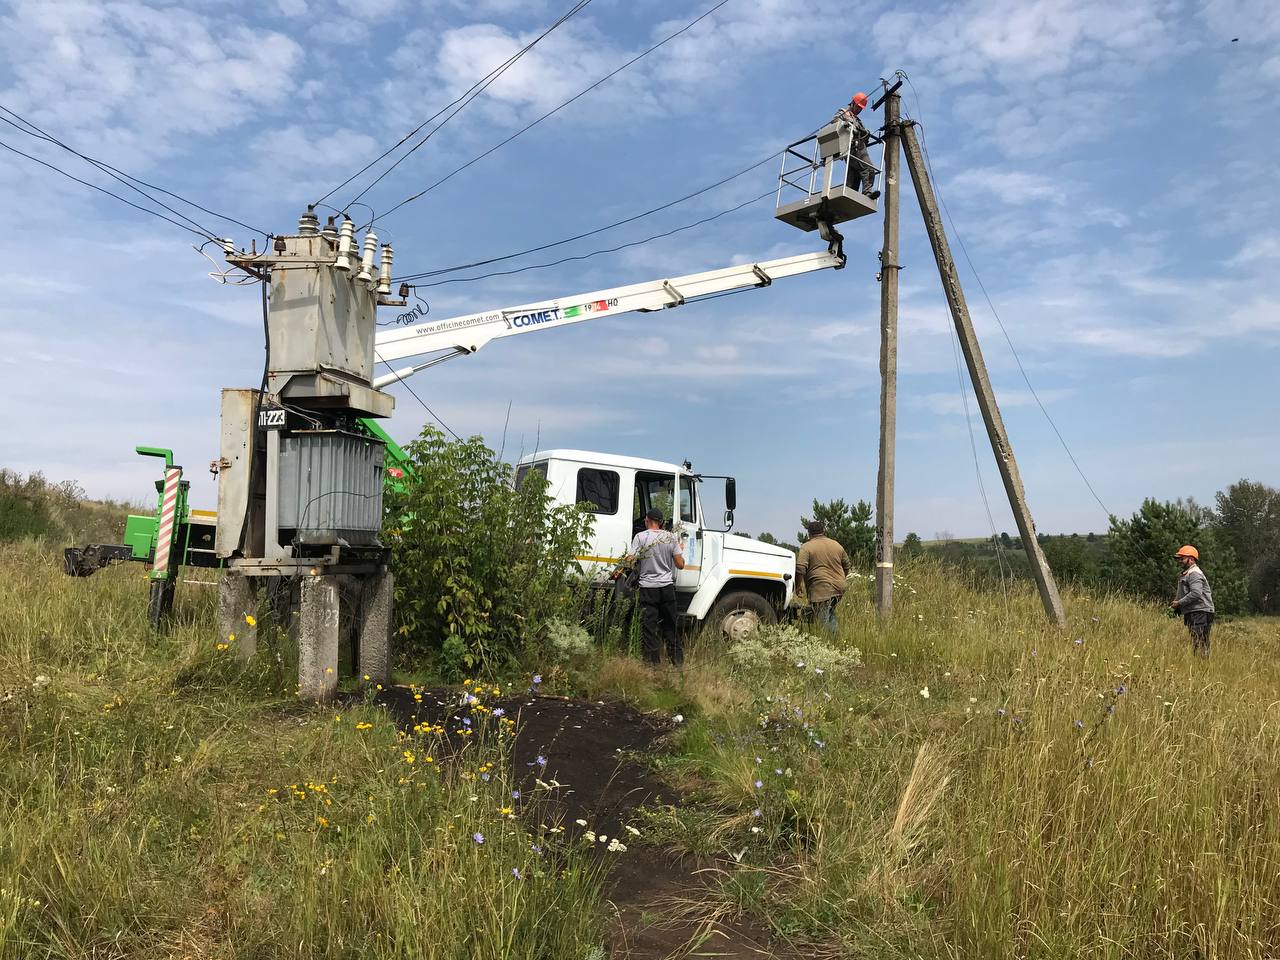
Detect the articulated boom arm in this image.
<box><xmin>371</xmin><ymin>249</ymin><xmax>844</xmax><ymax>388</ymax></box>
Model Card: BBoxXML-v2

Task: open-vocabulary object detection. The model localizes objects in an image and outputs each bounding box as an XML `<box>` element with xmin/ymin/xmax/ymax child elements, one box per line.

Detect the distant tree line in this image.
<box><xmin>749</xmin><ymin>480</ymin><xmax>1280</xmax><ymax>616</ymax></box>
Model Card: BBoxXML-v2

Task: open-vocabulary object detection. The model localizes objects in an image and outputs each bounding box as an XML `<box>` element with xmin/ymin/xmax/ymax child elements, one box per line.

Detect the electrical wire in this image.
<box><xmin>0</xmin><ymin>104</ymin><xmax>268</xmax><ymax>238</ymax></box>
<box><xmin>393</xmin><ymin>147</ymin><xmax>787</xmax><ymax>283</ymax></box>
<box><xmin>0</xmin><ymin>136</ymin><xmax>216</xmax><ymax>240</ymax></box>
<box><xmin>900</xmin><ymin>72</ymin><xmax>1113</xmax><ymax>521</ymax></box>
<box><xmin>406</xmin><ymin>187</ymin><xmax>773</xmax><ymax>289</ymax></box>
<box><xmin>374</xmin><ymin>349</ymin><xmax>463</xmax><ymax>441</ymax></box>
<box><xmin>367</xmin><ymin>0</ymin><xmax>734</xmax><ymax>228</ymax></box>
<box><xmin>330</xmin><ymin>0</ymin><xmax>595</xmax><ymax>214</ymax></box>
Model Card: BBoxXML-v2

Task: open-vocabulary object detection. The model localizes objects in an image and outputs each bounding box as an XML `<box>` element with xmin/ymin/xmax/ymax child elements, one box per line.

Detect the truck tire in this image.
<box><xmin>705</xmin><ymin>590</ymin><xmax>776</xmax><ymax>643</ymax></box>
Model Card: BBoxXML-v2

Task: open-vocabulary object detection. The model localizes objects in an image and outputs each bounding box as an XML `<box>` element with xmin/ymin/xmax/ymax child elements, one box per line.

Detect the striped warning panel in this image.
<box><xmin>152</xmin><ymin>467</ymin><xmax>182</xmax><ymax>577</ymax></box>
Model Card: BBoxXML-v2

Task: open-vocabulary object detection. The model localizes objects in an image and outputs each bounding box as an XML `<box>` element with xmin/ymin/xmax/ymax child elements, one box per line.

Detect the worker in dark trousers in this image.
<box><xmin>1171</xmin><ymin>544</ymin><xmax>1215</xmax><ymax>658</ymax></box>
<box><xmin>833</xmin><ymin>91</ymin><xmax>879</xmax><ymax>199</ymax></box>
<box><xmin>625</xmin><ymin>508</ymin><xmax>685</xmax><ymax>667</ymax></box>
<box><xmin>796</xmin><ymin>520</ymin><xmax>850</xmax><ymax>633</ymax></box>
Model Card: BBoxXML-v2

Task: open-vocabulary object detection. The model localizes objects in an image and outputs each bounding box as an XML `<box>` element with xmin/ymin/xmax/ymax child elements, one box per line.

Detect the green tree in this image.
<box><xmin>1042</xmin><ymin>535</ymin><xmax>1097</xmax><ymax>585</ymax></box>
<box><xmin>1213</xmin><ymin>479</ymin><xmax>1280</xmax><ymax>613</ymax></box>
<box><xmin>798</xmin><ymin>498</ymin><xmax>875</xmax><ymax>568</ymax></box>
<box><xmin>1106</xmin><ymin>498</ymin><xmax>1248</xmax><ymax>614</ymax></box>
<box><xmin>901</xmin><ymin>532</ymin><xmax>923</xmax><ymax>558</ymax></box>
<box><xmin>383</xmin><ymin>425</ymin><xmax>594</xmax><ymax>676</ymax></box>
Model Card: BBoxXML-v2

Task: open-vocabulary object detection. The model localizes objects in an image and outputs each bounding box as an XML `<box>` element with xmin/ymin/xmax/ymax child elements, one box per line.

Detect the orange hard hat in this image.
<box><xmin>1175</xmin><ymin>545</ymin><xmax>1199</xmax><ymax>559</ymax></box>
<box><xmin>851</xmin><ymin>91</ymin><xmax>869</xmax><ymax>109</ymax></box>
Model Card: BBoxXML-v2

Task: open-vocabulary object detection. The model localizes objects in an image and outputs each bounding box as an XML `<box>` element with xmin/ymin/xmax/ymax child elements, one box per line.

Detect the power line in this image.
<box><xmin>0</xmin><ymin>137</ymin><xmax>216</xmax><ymax>240</ymax></box>
<box><xmin>330</xmin><ymin>0</ymin><xmax>594</xmax><ymax>214</ymax></box>
<box><xmin>368</xmin><ymin>0</ymin><xmax>734</xmax><ymax>228</ymax></box>
<box><xmin>405</xmin><ymin>187</ymin><xmax>773</xmax><ymax>289</ymax></box>
<box><xmin>0</xmin><ymin>103</ymin><xmax>267</xmax><ymax>238</ymax></box>
<box><xmin>374</xmin><ymin>349</ymin><xmax>463</xmax><ymax>441</ymax></box>
<box><xmin>900</xmin><ymin>72</ymin><xmax>1113</xmax><ymax>521</ymax></box>
<box><xmin>394</xmin><ymin>147</ymin><xmax>785</xmax><ymax>283</ymax></box>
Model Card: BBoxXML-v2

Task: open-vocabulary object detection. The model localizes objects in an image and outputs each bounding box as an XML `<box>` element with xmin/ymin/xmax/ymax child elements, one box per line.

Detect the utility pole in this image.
<box><xmin>898</xmin><ymin>122</ymin><xmax>1067</xmax><ymax>627</ymax></box>
<box><xmin>873</xmin><ymin>89</ymin><xmax>902</xmax><ymax>618</ymax></box>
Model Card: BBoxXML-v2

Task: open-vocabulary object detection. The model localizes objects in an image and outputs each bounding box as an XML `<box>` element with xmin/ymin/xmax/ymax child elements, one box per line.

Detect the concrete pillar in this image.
<box><xmin>358</xmin><ymin>568</ymin><xmax>394</xmax><ymax>685</ymax></box>
<box><xmin>297</xmin><ymin>576</ymin><xmax>341</xmax><ymax>702</ymax></box>
<box><xmin>218</xmin><ymin>570</ymin><xmax>258</xmax><ymax>659</ymax></box>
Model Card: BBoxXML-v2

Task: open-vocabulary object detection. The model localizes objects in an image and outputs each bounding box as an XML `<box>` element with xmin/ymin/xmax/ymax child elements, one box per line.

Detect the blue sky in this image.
<box><xmin>1</xmin><ymin>0</ymin><xmax>1276</xmax><ymax>543</ymax></box>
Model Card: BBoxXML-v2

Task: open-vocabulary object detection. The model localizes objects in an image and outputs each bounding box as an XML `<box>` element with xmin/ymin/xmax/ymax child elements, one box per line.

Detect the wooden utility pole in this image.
<box><xmin>898</xmin><ymin>121</ymin><xmax>1067</xmax><ymax>627</ymax></box>
<box><xmin>873</xmin><ymin>91</ymin><xmax>902</xmax><ymax>618</ymax></box>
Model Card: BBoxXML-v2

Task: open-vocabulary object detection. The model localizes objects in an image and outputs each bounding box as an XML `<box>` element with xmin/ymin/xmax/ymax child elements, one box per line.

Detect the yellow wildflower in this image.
<box><xmin>356</xmin><ymin>722</ymin><xmax>373</xmax><ymax>731</ymax></box>
<box><xmin>229</xmin><ymin>632</ymin><xmax>236</xmax><ymax>643</ymax></box>
<box><xmin>316</xmin><ymin>816</ymin><xmax>329</xmax><ymax>827</ymax></box>
<box><xmin>216</xmin><ymin>643</ymin><xmax>229</xmax><ymax>651</ymax></box>
<box><xmin>245</xmin><ymin>614</ymin><xmax>257</xmax><ymax>627</ymax></box>
<box><xmin>402</xmin><ymin>750</ymin><xmax>416</xmax><ymax>764</ymax></box>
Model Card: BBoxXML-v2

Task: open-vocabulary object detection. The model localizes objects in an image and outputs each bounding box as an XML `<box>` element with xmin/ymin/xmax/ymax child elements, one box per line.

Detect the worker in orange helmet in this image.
<box><xmin>833</xmin><ymin>91</ymin><xmax>879</xmax><ymax>200</ymax></box>
<box><xmin>1171</xmin><ymin>545</ymin><xmax>1215</xmax><ymax>658</ymax></box>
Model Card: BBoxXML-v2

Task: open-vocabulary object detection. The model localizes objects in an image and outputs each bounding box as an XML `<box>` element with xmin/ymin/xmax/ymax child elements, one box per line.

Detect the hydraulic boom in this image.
<box><xmin>371</xmin><ymin>249</ymin><xmax>845</xmax><ymax>388</ymax></box>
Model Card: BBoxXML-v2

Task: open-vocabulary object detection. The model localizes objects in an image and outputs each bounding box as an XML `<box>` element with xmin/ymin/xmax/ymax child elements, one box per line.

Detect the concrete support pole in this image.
<box><xmin>874</xmin><ymin>92</ymin><xmax>903</xmax><ymax>619</ymax></box>
<box><xmin>297</xmin><ymin>576</ymin><xmax>341</xmax><ymax>702</ymax></box>
<box><xmin>899</xmin><ymin>122</ymin><xmax>1067</xmax><ymax>627</ymax></box>
<box><xmin>218</xmin><ymin>570</ymin><xmax>258</xmax><ymax>659</ymax></box>
<box><xmin>358</xmin><ymin>568</ymin><xmax>394</xmax><ymax>685</ymax></box>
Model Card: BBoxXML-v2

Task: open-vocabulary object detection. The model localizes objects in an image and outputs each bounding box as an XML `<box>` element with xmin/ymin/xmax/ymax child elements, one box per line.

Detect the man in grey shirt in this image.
<box><xmin>626</xmin><ymin>508</ymin><xmax>685</xmax><ymax>666</ymax></box>
<box><xmin>1171</xmin><ymin>544</ymin><xmax>1215</xmax><ymax>658</ymax></box>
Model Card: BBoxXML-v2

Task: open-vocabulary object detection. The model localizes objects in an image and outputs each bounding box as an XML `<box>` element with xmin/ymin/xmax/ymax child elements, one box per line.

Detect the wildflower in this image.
<box><xmin>499</xmin><ymin>807</ymin><xmax>513</xmax><ymax>816</ymax></box>
<box><xmin>531</xmin><ymin>843</ymin><xmax>542</xmax><ymax>854</ymax></box>
<box><xmin>814</xmin><ymin>667</ymin><xmax>824</xmax><ymax>675</ymax></box>
<box><xmin>216</xmin><ymin>642</ymin><xmax>229</xmax><ymax>652</ymax></box>
<box><xmin>754</xmin><ymin>780</ymin><xmax>763</xmax><ymax>789</ymax></box>
<box><xmin>363</xmin><ymin>674</ymin><xmax>371</xmax><ymax>681</ymax></box>
<box><xmin>1073</xmin><ymin>638</ymin><xmax>1084</xmax><ymax>646</ymax></box>
<box><xmin>316</xmin><ymin>816</ymin><xmax>329</xmax><ymax>827</ymax></box>
<box><xmin>534</xmin><ymin>755</ymin><xmax>548</xmax><ymax>769</ymax></box>
<box><xmin>625</xmin><ymin>824</ymin><xmax>641</xmax><ymax>835</ymax></box>
<box><xmin>606</xmin><ymin>838</ymin><xmax>628</xmax><ymax>852</ymax></box>
<box><xmin>481</xmin><ymin>772</ymin><xmax>490</xmax><ymax>782</ymax></box>
<box><xmin>402</xmin><ymin>750</ymin><xmax>416</xmax><ymax>764</ymax></box>
<box><xmin>575</xmin><ymin>818</ymin><xmax>588</xmax><ymax>827</ymax></box>
<box><xmin>473</xmin><ymin>833</ymin><xmax>485</xmax><ymax>844</ymax></box>
<box><xmin>673</xmin><ymin>713</ymin><xmax>684</xmax><ymax>723</ymax></box>
<box><xmin>492</xmin><ymin>708</ymin><xmax>505</xmax><ymax>718</ymax></box>
<box><xmin>919</xmin><ymin>686</ymin><xmax>930</xmax><ymax>699</ymax></box>
<box><xmin>1115</xmin><ymin>684</ymin><xmax>1127</xmax><ymax>696</ymax></box>
<box><xmin>751</xmin><ymin>826</ymin><xmax>762</xmax><ymax>834</ymax></box>
<box><xmin>1084</xmin><ymin>757</ymin><xmax>1094</xmax><ymax>769</ymax></box>
<box><xmin>228</xmin><ymin>632</ymin><xmax>236</xmax><ymax>643</ymax></box>
<box><xmin>969</xmin><ymin>697</ymin><xmax>978</xmax><ymax>703</ymax></box>
<box><xmin>584</xmin><ymin>830</ymin><xmax>597</xmax><ymax>842</ymax></box>
<box><xmin>752</xmin><ymin>808</ymin><xmax>761</xmax><ymax>817</ymax></box>
<box><xmin>356</xmin><ymin>722</ymin><xmax>373</xmax><ymax>731</ymax></box>
<box><xmin>996</xmin><ymin>708</ymin><xmax>1006</xmax><ymax>717</ymax></box>
<box><xmin>245</xmin><ymin>614</ymin><xmax>257</xmax><ymax>627</ymax></box>
<box><xmin>532</xmin><ymin>675</ymin><xmax>543</xmax><ymax>685</ymax></box>
<box><xmin>512</xmin><ymin>790</ymin><xmax>520</xmax><ymax>800</ymax></box>
<box><xmin>795</xmin><ymin>661</ymin><xmax>806</xmax><ymax>669</ymax></box>
<box><xmin>1073</xmin><ymin>720</ymin><xmax>1085</xmax><ymax>729</ymax></box>
<box><xmin>325</xmin><ymin>667</ymin><xmax>334</xmax><ymax>674</ymax></box>
<box><xmin>512</xmin><ymin>867</ymin><xmax>523</xmax><ymax>879</ymax></box>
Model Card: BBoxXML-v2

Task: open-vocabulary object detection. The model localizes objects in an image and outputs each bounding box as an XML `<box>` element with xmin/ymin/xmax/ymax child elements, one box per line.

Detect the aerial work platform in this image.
<box><xmin>775</xmin><ymin>120</ymin><xmax>881</xmax><ymax>233</ymax></box>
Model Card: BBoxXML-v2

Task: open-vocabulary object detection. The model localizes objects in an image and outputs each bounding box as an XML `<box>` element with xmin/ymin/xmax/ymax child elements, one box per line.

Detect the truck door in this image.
<box><xmin>673</xmin><ymin>473</ymin><xmax>703</xmax><ymax>596</ymax></box>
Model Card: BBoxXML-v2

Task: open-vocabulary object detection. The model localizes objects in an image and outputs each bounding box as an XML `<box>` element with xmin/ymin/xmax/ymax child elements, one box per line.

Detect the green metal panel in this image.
<box><xmin>124</xmin><ymin>514</ymin><xmax>158</xmax><ymax>561</ymax></box>
<box><xmin>357</xmin><ymin>418</ymin><xmax>417</xmax><ymax>491</ymax></box>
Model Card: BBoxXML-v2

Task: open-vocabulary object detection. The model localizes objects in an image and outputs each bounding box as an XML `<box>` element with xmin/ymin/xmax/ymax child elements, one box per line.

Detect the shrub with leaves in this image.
<box><xmin>728</xmin><ymin>622</ymin><xmax>861</xmax><ymax>675</ymax></box>
<box><xmin>383</xmin><ymin>426</ymin><xmax>593</xmax><ymax>676</ymax></box>
<box><xmin>545</xmin><ymin>618</ymin><xmax>595</xmax><ymax>664</ymax></box>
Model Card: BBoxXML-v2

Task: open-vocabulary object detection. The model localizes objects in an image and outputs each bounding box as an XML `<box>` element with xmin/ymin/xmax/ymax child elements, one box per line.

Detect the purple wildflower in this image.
<box><xmin>493</xmin><ymin>708</ymin><xmax>505</xmax><ymax>718</ymax></box>
<box><xmin>532</xmin><ymin>675</ymin><xmax>543</xmax><ymax>685</ymax></box>
<box><xmin>531</xmin><ymin>843</ymin><xmax>542</xmax><ymax>854</ymax></box>
<box><xmin>754</xmin><ymin>779</ymin><xmax>763</xmax><ymax>789</ymax></box>
<box><xmin>996</xmin><ymin>708</ymin><xmax>1007</xmax><ymax>717</ymax></box>
<box><xmin>512</xmin><ymin>790</ymin><xmax>520</xmax><ymax>800</ymax></box>
<box><xmin>752</xmin><ymin>808</ymin><xmax>762</xmax><ymax>817</ymax></box>
<box><xmin>512</xmin><ymin>867</ymin><xmax>523</xmax><ymax>880</ymax></box>
<box><xmin>481</xmin><ymin>772</ymin><xmax>490</xmax><ymax>782</ymax></box>
<box><xmin>473</xmin><ymin>832</ymin><xmax>485</xmax><ymax>844</ymax></box>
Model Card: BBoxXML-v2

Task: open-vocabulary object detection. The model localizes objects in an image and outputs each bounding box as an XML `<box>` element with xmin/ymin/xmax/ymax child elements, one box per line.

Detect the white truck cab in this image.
<box><xmin>517</xmin><ymin>449</ymin><xmax>795</xmax><ymax>639</ymax></box>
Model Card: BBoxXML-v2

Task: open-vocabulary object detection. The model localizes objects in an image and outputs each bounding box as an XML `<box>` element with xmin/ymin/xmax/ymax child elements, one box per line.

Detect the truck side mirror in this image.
<box><xmin>725</xmin><ymin>478</ymin><xmax>737</xmax><ymax>511</ymax></box>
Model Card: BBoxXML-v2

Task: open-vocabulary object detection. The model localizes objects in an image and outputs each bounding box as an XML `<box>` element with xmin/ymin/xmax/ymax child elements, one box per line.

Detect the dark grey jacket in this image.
<box><xmin>832</xmin><ymin>107</ymin><xmax>870</xmax><ymax>146</ymax></box>
<box><xmin>1175</xmin><ymin>564</ymin><xmax>1215</xmax><ymax>614</ymax></box>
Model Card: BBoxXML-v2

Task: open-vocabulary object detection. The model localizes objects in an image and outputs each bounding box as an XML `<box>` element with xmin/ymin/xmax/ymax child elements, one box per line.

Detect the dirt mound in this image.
<box><xmin>374</xmin><ymin>686</ymin><xmax>805</xmax><ymax>960</ymax></box>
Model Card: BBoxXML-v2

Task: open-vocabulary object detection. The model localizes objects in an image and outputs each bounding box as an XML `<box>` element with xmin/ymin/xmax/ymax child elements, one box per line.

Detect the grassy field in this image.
<box><xmin>587</xmin><ymin>567</ymin><xmax>1280</xmax><ymax>959</ymax></box>
<box><xmin>0</xmin><ymin>541</ymin><xmax>603</xmax><ymax>960</ymax></box>
<box><xmin>3</xmin><ymin>536</ymin><xmax>1279</xmax><ymax>958</ymax></box>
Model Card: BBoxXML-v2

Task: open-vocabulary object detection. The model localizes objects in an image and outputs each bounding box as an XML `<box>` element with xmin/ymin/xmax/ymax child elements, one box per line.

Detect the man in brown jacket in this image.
<box><xmin>796</xmin><ymin>520</ymin><xmax>850</xmax><ymax>633</ymax></box>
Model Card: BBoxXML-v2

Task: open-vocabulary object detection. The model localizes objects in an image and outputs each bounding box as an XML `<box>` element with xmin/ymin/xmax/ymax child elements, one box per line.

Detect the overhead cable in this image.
<box><xmin>368</xmin><ymin>0</ymin><xmax>734</xmax><ymax>228</ymax></box>
<box><xmin>406</xmin><ymin>187</ymin><xmax>773</xmax><ymax>289</ymax></box>
<box><xmin>394</xmin><ymin>147</ymin><xmax>784</xmax><ymax>283</ymax></box>
<box><xmin>0</xmin><ymin>104</ymin><xmax>267</xmax><ymax>238</ymax></box>
<box><xmin>0</xmin><ymin>137</ymin><xmax>217</xmax><ymax>240</ymax></box>
<box><xmin>331</xmin><ymin>0</ymin><xmax>595</xmax><ymax>214</ymax></box>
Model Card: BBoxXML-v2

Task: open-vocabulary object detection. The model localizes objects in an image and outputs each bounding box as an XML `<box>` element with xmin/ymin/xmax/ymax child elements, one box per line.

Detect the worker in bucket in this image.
<box><xmin>1171</xmin><ymin>545</ymin><xmax>1215</xmax><ymax>658</ymax></box>
<box><xmin>795</xmin><ymin>520</ymin><xmax>850</xmax><ymax>633</ymax></box>
<box><xmin>624</xmin><ymin>508</ymin><xmax>686</xmax><ymax>668</ymax></box>
<box><xmin>833</xmin><ymin>91</ymin><xmax>879</xmax><ymax>199</ymax></box>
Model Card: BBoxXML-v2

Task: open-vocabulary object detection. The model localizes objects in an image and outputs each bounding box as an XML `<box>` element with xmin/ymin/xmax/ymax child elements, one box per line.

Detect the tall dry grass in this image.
<box><xmin>0</xmin><ymin>541</ymin><xmax>604</xmax><ymax>959</ymax></box>
<box><xmin>645</xmin><ymin>559</ymin><xmax>1280</xmax><ymax>959</ymax></box>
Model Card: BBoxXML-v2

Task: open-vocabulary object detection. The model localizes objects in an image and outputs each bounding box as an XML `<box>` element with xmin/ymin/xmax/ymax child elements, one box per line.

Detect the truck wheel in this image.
<box><xmin>705</xmin><ymin>591</ymin><xmax>776</xmax><ymax>644</ymax></box>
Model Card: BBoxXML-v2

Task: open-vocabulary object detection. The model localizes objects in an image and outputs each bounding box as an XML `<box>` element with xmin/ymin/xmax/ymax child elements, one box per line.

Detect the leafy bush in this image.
<box><xmin>0</xmin><ymin>469</ymin><xmax>130</xmax><ymax>546</ymax></box>
<box><xmin>728</xmin><ymin>622</ymin><xmax>862</xmax><ymax>675</ymax></box>
<box><xmin>545</xmin><ymin>618</ymin><xmax>595</xmax><ymax>664</ymax></box>
<box><xmin>383</xmin><ymin>426</ymin><xmax>593</xmax><ymax>676</ymax></box>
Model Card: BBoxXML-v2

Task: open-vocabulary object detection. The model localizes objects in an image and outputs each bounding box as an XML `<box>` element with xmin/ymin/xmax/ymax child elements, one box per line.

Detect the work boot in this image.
<box><xmin>866</xmin><ymin>189</ymin><xmax>881</xmax><ymax>200</ymax></box>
